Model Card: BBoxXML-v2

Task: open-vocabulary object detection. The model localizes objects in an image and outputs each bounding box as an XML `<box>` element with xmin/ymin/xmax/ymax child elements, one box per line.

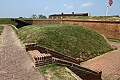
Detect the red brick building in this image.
<box><xmin>49</xmin><ymin>12</ymin><xmax>88</xmax><ymax>19</ymax></box>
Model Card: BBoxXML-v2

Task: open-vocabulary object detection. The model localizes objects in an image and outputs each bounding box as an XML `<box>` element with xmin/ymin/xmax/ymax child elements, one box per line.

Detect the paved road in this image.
<box><xmin>81</xmin><ymin>42</ymin><xmax>120</xmax><ymax>80</ymax></box>
<box><xmin>0</xmin><ymin>25</ymin><xmax>46</xmax><ymax>80</ymax></box>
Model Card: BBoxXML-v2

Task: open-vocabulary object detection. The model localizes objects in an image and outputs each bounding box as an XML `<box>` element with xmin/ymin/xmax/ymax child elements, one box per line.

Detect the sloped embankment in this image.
<box><xmin>17</xmin><ymin>24</ymin><xmax>113</xmax><ymax>61</ymax></box>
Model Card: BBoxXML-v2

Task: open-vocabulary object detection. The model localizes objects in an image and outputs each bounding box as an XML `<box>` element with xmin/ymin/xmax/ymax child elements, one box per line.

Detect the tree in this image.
<box><xmin>38</xmin><ymin>14</ymin><xmax>47</xmax><ymax>19</ymax></box>
<box><xmin>31</xmin><ymin>14</ymin><xmax>37</xmax><ymax>19</ymax></box>
<box><xmin>19</xmin><ymin>17</ymin><xmax>23</xmax><ymax>18</ymax></box>
<box><xmin>30</xmin><ymin>14</ymin><xmax>47</xmax><ymax>19</ymax></box>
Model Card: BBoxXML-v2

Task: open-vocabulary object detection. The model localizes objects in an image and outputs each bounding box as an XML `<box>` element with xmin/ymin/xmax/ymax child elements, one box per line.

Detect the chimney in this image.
<box><xmin>72</xmin><ymin>12</ymin><xmax>74</xmax><ymax>15</ymax></box>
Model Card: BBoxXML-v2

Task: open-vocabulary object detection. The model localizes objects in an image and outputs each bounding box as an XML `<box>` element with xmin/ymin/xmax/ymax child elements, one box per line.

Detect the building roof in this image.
<box><xmin>49</xmin><ymin>12</ymin><xmax>88</xmax><ymax>17</ymax></box>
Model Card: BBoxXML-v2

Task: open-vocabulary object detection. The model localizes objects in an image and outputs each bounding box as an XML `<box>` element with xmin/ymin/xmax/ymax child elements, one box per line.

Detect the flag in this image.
<box><xmin>109</xmin><ymin>0</ymin><xmax>113</xmax><ymax>6</ymax></box>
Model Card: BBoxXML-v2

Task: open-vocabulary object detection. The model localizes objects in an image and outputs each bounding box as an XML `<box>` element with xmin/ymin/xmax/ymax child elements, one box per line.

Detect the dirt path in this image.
<box><xmin>0</xmin><ymin>25</ymin><xmax>46</xmax><ymax>80</ymax></box>
<box><xmin>81</xmin><ymin>42</ymin><xmax>120</xmax><ymax>80</ymax></box>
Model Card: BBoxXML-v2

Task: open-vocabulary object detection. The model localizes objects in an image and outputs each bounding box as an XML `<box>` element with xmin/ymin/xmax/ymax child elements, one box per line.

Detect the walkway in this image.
<box><xmin>0</xmin><ymin>25</ymin><xmax>46</xmax><ymax>80</ymax></box>
<box><xmin>81</xmin><ymin>42</ymin><xmax>120</xmax><ymax>80</ymax></box>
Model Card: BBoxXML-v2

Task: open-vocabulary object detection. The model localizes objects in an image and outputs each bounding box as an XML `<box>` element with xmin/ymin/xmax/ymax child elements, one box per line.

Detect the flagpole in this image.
<box><xmin>106</xmin><ymin>0</ymin><xmax>113</xmax><ymax>16</ymax></box>
<box><xmin>106</xmin><ymin>5</ymin><xmax>109</xmax><ymax>16</ymax></box>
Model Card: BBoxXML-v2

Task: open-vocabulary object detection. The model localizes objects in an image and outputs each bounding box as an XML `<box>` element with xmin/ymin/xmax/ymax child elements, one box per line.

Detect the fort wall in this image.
<box><xmin>25</xmin><ymin>20</ymin><xmax>120</xmax><ymax>38</ymax></box>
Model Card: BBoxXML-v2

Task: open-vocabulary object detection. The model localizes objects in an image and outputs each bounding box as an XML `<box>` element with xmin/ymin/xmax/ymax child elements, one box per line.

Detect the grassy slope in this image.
<box><xmin>17</xmin><ymin>24</ymin><xmax>113</xmax><ymax>61</ymax></box>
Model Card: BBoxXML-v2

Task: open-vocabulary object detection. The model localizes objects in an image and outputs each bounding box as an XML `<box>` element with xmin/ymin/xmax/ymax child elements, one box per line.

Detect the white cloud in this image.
<box><xmin>44</xmin><ymin>7</ymin><xmax>49</xmax><ymax>11</ymax></box>
<box><xmin>67</xmin><ymin>6</ymin><xmax>73</xmax><ymax>9</ymax></box>
<box><xmin>64</xmin><ymin>4</ymin><xmax>73</xmax><ymax>9</ymax></box>
<box><xmin>64</xmin><ymin>4</ymin><xmax>67</xmax><ymax>7</ymax></box>
<box><xmin>81</xmin><ymin>2</ymin><xmax>93</xmax><ymax>7</ymax></box>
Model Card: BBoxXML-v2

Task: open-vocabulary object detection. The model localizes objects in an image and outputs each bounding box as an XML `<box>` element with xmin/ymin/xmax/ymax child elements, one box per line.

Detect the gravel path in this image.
<box><xmin>0</xmin><ymin>25</ymin><xmax>46</xmax><ymax>80</ymax></box>
<box><xmin>81</xmin><ymin>42</ymin><xmax>120</xmax><ymax>80</ymax></box>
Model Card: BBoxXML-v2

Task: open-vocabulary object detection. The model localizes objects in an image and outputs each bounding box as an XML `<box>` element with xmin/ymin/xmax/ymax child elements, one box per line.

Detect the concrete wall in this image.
<box><xmin>25</xmin><ymin>20</ymin><xmax>120</xmax><ymax>38</ymax></box>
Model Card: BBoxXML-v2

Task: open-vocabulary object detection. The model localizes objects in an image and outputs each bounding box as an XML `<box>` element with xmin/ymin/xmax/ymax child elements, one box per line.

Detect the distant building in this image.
<box><xmin>49</xmin><ymin>12</ymin><xmax>89</xmax><ymax>19</ymax></box>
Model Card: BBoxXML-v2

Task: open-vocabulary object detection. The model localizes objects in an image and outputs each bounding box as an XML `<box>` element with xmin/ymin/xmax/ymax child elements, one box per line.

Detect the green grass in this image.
<box><xmin>107</xmin><ymin>38</ymin><xmax>120</xmax><ymax>43</ymax></box>
<box><xmin>0</xmin><ymin>18</ymin><xmax>17</xmax><ymax>26</ymax></box>
<box><xmin>39</xmin><ymin>64</ymin><xmax>76</xmax><ymax>80</ymax></box>
<box><xmin>40</xmin><ymin>64</ymin><xmax>62</xmax><ymax>74</ymax></box>
<box><xmin>0</xmin><ymin>26</ymin><xmax>4</xmax><ymax>35</ymax></box>
<box><xmin>17</xmin><ymin>24</ymin><xmax>113</xmax><ymax>61</ymax></box>
<box><xmin>66</xmin><ymin>16</ymin><xmax>120</xmax><ymax>21</ymax></box>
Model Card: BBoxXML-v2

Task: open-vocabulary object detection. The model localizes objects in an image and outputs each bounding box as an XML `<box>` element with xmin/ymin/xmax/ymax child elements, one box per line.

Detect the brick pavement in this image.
<box><xmin>0</xmin><ymin>25</ymin><xmax>46</xmax><ymax>80</ymax></box>
<box><xmin>81</xmin><ymin>42</ymin><xmax>120</xmax><ymax>80</ymax></box>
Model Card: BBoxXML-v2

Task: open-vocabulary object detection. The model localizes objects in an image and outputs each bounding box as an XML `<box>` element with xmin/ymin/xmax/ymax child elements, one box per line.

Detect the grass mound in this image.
<box><xmin>17</xmin><ymin>24</ymin><xmax>113</xmax><ymax>61</ymax></box>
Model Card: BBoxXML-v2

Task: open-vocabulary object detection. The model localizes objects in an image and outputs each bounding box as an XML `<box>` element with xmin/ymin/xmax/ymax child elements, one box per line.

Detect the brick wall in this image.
<box><xmin>26</xmin><ymin>43</ymin><xmax>102</xmax><ymax>80</ymax></box>
<box><xmin>62</xmin><ymin>20</ymin><xmax>120</xmax><ymax>38</ymax></box>
<box><xmin>25</xmin><ymin>44</ymin><xmax>80</xmax><ymax>64</ymax></box>
<box><xmin>25</xmin><ymin>20</ymin><xmax>62</xmax><ymax>24</ymax></box>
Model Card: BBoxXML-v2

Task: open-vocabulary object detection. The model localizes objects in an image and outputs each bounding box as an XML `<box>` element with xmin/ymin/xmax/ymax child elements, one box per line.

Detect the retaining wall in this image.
<box><xmin>52</xmin><ymin>57</ymin><xmax>102</xmax><ymax>80</ymax></box>
<box><xmin>25</xmin><ymin>20</ymin><xmax>120</xmax><ymax>38</ymax></box>
<box><xmin>25</xmin><ymin>43</ymin><xmax>80</xmax><ymax>64</ymax></box>
<box><xmin>26</xmin><ymin>43</ymin><xmax>102</xmax><ymax>80</ymax></box>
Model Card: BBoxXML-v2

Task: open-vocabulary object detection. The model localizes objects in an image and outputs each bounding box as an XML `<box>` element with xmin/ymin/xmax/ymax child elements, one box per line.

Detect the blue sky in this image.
<box><xmin>0</xmin><ymin>0</ymin><xmax>119</xmax><ymax>18</ymax></box>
